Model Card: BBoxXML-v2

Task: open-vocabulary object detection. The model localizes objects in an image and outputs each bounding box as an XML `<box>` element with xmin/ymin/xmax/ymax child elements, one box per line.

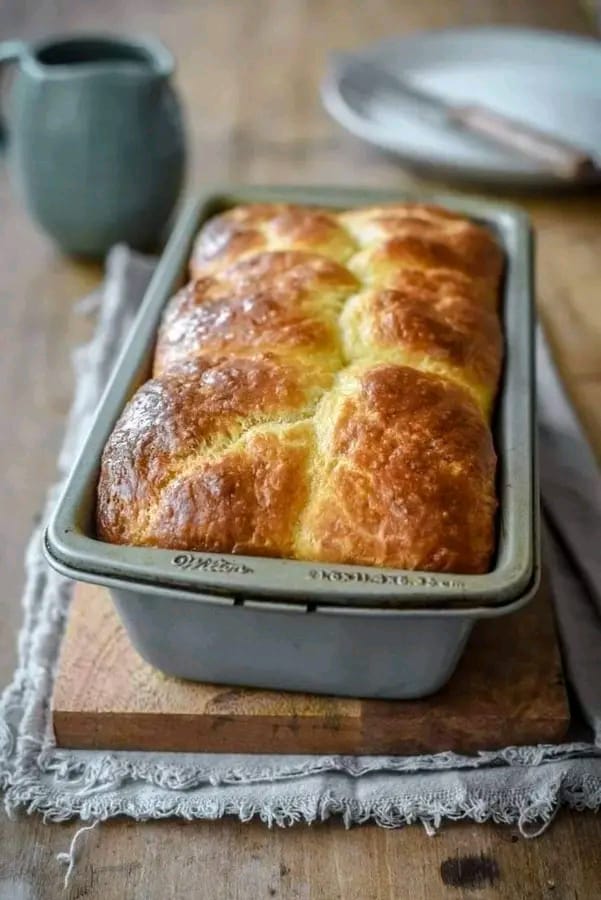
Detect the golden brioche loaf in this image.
<box><xmin>97</xmin><ymin>203</ymin><xmax>503</xmax><ymax>574</ymax></box>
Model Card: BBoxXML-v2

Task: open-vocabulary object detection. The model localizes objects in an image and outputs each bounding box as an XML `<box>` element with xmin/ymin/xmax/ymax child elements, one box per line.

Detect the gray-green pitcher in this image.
<box><xmin>0</xmin><ymin>34</ymin><xmax>186</xmax><ymax>257</ymax></box>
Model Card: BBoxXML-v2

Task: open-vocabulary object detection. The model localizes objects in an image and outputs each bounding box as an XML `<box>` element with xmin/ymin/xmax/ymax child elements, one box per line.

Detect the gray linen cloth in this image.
<box><xmin>2</xmin><ymin>246</ymin><xmax>601</xmax><ymax>840</ymax></box>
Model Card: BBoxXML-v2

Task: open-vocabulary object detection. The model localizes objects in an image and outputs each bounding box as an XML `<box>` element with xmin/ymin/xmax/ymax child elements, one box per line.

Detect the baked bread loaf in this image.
<box><xmin>97</xmin><ymin>202</ymin><xmax>503</xmax><ymax>574</ymax></box>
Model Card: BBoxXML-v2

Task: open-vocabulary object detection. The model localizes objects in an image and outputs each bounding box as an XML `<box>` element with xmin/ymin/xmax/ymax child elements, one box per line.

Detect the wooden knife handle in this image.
<box><xmin>451</xmin><ymin>104</ymin><xmax>597</xmax><ymax>180</ymax></box>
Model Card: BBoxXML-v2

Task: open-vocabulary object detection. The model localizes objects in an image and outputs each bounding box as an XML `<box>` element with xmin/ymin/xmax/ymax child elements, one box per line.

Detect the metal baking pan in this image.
<box><xmin>44</xmin><ymin>185</ymin><xmax>539</xmax><ymax>699</ymax></box>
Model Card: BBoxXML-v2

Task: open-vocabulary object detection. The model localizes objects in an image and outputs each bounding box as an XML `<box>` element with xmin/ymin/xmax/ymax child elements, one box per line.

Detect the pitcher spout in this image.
<box><xmin>142</xmin><ymin>35</ymin><xmax>175</xmax><ymax>80</ymax></box>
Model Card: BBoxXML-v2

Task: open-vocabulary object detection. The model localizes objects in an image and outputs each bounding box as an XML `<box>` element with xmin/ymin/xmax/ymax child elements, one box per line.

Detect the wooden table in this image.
<box><xmin>1</xmin><ymin>1</ymin><xmax>600</xmax><ymax>897</ymax></box>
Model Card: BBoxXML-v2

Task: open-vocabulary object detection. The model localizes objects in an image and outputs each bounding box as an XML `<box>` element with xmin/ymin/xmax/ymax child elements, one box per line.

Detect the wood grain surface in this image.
<box><xmin>52</xmin><ymin>582</ymin><xmax>569</xmax><ymax>755</ymax></box>
<box><xmin>1</xmin><ymin>0</ymin><xmax>601</xmax><ymax>898</ymax></box>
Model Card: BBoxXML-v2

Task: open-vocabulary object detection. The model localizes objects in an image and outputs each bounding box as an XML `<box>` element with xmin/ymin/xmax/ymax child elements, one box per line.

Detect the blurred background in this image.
<box><xmin>3</xmin><ymin>0</ymin><xmax>600</xmax><ymax>191</ymax></box>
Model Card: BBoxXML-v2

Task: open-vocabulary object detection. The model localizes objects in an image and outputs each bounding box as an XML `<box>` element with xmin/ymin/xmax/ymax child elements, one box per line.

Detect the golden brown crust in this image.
<box><xmin>296</xmin><ymin>365</ymin><xmax>497</xmax><ymax>573</ymax></box>
<box><xmin>98</xmin><ymin>201</ymin><xmax>504</xmax><ymax>573</ymax></box>
<box><xmin>154</xmin><ymin>251</ymin><xmax>357</xmax><ymax>376</ymax></box>
<box><xmin>341</xmin><ymin>204</ymin><xmax>503</xmax><ymax>308</ymax></box>
<box><xmin>190</xmin><ymin>204</ymin><xmax>357</xmax><ymax>277</ymax></box>
<box><xmin>147</xmin><ymin>421</ymin><xmax>313</xmax><ymax>556</ymax></box>
<box><xmin>97</xmin><ymin>354</ymin><xmax>330</xmax><ymax>546</ymax></box>
<box><xmin>339</xmin><ymin>277</ymin><xmax>502</xmax><ymax>413</ymax></box>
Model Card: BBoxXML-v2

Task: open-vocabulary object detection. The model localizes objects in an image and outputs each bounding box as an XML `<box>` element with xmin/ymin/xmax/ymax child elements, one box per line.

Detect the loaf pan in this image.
<box><xmin>44</xmin><ymin>185</ymin><xmax>539</xmax><ymax>698</ymax></box>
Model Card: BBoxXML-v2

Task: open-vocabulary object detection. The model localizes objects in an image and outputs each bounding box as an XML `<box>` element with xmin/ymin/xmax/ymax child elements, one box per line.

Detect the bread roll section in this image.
<box><xmin>97</xmin><ymin>202</ymin><xmax>503</xmax><ymax>574</ymax></box>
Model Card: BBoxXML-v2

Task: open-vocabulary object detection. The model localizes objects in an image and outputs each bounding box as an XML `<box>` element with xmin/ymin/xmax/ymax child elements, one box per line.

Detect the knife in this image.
<box><xmin>334</xmin><ymin>54</ymin><xmax>599</xmax><ymax>181</ymax></box>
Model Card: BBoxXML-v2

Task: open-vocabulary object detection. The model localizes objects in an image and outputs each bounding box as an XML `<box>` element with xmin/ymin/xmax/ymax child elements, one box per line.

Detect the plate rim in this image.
<box><xmin>322</xmin><ymin>25</ymin><xmax>601</xmax><ymax>187</ymax></box>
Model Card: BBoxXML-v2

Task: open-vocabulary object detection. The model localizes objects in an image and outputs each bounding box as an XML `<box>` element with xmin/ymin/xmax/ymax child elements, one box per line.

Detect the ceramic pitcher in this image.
<box><xmin>0</xmin><ymin>35</ymin><xmax>186</xmax><ymax>257</ymax></box>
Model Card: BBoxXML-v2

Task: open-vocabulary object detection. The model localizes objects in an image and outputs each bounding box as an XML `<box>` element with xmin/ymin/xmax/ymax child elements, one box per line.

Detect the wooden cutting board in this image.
<box><xmin>52</xmin><ymin>581</ymin><xmax>570</xmax><ymax>755</ymax></box>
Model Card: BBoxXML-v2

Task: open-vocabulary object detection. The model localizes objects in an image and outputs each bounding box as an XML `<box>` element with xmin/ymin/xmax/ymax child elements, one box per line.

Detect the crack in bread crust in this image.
<box><xmin>98</xmin><ymin>202</ymin><xmax>503</xmax><ymax>573</ymax></box>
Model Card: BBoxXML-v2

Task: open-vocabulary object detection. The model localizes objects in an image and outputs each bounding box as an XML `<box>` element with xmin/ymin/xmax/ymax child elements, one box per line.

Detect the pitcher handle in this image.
<box><xmin>0</xmin><ymin>41</ymin><xmax>26</xmax><ymax>151</ymax></box>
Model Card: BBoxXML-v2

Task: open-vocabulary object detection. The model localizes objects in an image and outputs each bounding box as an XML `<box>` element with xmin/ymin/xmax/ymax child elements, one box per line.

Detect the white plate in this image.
<box><xmin>322</xmin><ymin>26</ymin><xmax>601</xmax><ymax>188</ymax></box>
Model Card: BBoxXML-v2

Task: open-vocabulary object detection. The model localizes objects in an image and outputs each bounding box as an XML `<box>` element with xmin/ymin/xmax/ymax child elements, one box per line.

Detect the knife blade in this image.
<box><xmin>335</xmin><ymin>54</ymin><xmax>451</xmax><ymax>122</ymax></box>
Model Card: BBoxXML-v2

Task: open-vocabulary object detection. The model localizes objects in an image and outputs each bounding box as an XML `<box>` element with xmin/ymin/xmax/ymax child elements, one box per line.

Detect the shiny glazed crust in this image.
<box><xmin>97</xmin><ymin>202</ymin><xmax>503</xmax><ymax>573</ymax></box>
